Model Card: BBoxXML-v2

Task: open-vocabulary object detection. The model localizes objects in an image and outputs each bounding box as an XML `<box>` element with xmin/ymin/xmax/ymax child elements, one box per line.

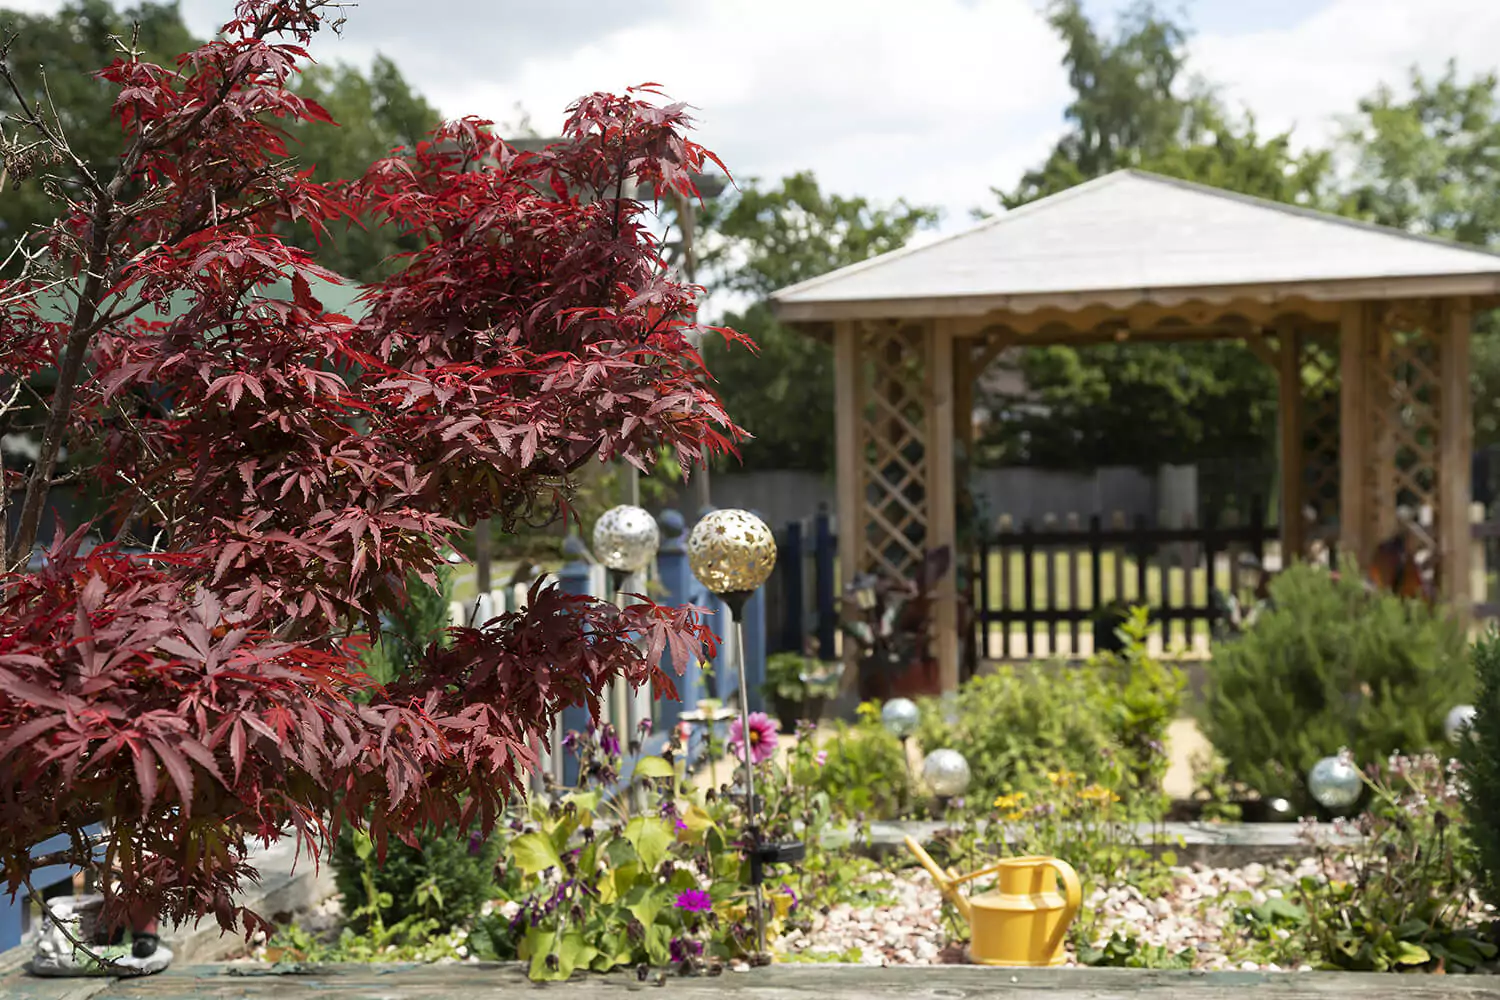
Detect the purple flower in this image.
<box><xmin>676</xmin><ymin>816</ymin><xmax>688</xmax><ymax>831</ymax></box>
<box><xmin>561</xmin><ymin>731</ymin><xmax>579</xmax><ymax>751</ymax></box>
<box><xmin>638</xmin><ymin>718</ymin><xmax>653</xmax><ymax>737</ymax></box>
<box><xmin>728</xmin><ymin>712</ymin><xmax>779</xmax><ymax>764</ymax></box>
<box><xmin>669</xmin><ymin>937</ymin><xmax>704</xmax><ymax>963</ymax></box>
<box><xmin>782</xmin><ymin>886</ymin><xmax>799</xmax><ymax>912</ymax></box>
<box><xmin>815</xmin><ymin>750</ymin><xmax>828</xmax><ymax>767</ymax></box>
<box><xmin>674</xmin><ymin>889</ymin><xmax>713</xmax><ymax>913</ymax></box>
<box><xmin>468</xmin><ymin>831</ymin><xmax>485</xmax><ymax>857</ymax></box>
<box><xmin>599</xmin><ymin>724</ymin><xmax>622</xmax><ymax>759</ymax></box>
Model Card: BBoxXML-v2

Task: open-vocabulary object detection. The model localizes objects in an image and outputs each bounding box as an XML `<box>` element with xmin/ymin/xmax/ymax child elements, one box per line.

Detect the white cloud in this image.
<box><xmin>1191</xmin><ymin>0</ymin><xmax>1500</xmax><ymax>149</ymax></box>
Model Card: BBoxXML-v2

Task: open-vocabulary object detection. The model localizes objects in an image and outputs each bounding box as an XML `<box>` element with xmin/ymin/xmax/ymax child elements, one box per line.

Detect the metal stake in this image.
<box><xmin>729</xmin><ymin>609</ymin><xmax>767</xmax><ymax>961</ymax></box>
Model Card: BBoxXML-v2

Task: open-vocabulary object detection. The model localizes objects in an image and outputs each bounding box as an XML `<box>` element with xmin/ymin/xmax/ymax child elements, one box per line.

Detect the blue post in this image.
<box><xmin>742</xmin><ymin>510</ymin><xmax>769</xmax><ymax>715</ymax></box>
<box><xmin>653</xmin><ymin>510</ymin><xmax>697</xmax><ymax>735</ymax></box>
<box><xmin>815</xmin><ymin>504</ymin><xmax>837</xmax><ymax>659</ymax></box>
<box><xmin>779</xmin><ymin>519</ymin><xmax>804</xmax><ymax>653</ymax></box>
<box><xmin>0</xmin><ymin>830</ymin><xmax>103</xmax><ymax>951</ymax></box>
<box><xmin>557</xmin><ymin>539</ymin><xmax>595</xmax><ymax>787</ymax></box>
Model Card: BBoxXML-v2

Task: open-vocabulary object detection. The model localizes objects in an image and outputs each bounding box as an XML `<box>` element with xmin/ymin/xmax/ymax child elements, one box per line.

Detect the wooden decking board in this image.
<box><xmin>5</xmin><ymin>963</ymin><xmax>1500</xmax><ymax>999</ymax></box>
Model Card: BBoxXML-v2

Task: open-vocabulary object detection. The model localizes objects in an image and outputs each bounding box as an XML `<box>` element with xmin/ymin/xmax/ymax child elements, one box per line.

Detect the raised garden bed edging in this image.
<box><xmin>6</xmin><ymin>962</ymin><xmax>1500</xmax><ymax>999</ymax></box>
<box><xmin>840</xmin><ymin>821</ymin><xmax>1361</xmax><ymax>868</ymax></box>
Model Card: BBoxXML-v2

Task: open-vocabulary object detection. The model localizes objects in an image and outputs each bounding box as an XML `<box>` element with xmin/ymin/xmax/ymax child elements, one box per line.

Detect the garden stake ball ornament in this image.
<box><xmin>1446</xmin><ymin>704</ymin><xmax>1477</xmax><ymax>744</ymax></box>
<box><xmin>594</xmin><ymin>505</ymin><xmax>661</xmax><ymax>591</ymax></box>
<box><xmin>881</xmin><ymin>697</ymin><xmax>921</xmax><ymax>784</ymax></box>
<box><xmin>1308</xmin><ymin>754</ymin><xmax>1363</xmax><ymax>811</ymax></box>
<box><xmin>687</xmin><ymin>509</ymin><xmax>792</xmax><ymax>962</ymax></box>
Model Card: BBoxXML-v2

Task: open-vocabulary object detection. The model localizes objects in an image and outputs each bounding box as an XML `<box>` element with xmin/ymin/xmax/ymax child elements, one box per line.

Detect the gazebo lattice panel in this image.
<box><xmin>859</xmin><ymin>321</ymin><xmax>929</xmax><ymax>580</ymax></box>
<box><xmin>1367</xmin><ymin>299</ymin><xmax>1444</xmax><ymax>547</ymax></box>
<box><xmin>1298</xmin><ymin>331</ymin><xmax>1341</xmax><ymax>541</ymax></box>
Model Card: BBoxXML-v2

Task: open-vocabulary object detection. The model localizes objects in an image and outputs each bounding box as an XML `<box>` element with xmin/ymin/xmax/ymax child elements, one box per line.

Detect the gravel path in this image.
<box><xmin>782</xmin><ymin>859</ymin><xmax>1338</xmax><ymax>970</ymax></box>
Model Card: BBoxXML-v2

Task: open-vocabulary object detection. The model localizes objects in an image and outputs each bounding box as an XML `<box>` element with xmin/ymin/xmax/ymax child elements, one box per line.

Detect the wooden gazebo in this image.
<box><xmin>769</xmin><ymin>170</ymin><xmax>1500</xmax><ymax>692</ymax></box>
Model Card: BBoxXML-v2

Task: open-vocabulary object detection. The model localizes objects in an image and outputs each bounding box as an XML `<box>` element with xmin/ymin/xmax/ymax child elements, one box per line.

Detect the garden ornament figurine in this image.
<box><xmin>29</xmin><ymin>897</ymin><xmax>172</xmax><ymax>977</ymax></box>
<box><xmin>904</xmin><ymin>838</ymin><xmax>1081</xmax><ymax>967</ymax></box>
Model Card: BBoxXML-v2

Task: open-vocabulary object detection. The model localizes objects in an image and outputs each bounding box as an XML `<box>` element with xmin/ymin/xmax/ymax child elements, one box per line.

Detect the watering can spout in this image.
<box><xmin>902</xmin><ymin>835</ymin><xmax>972</xmax><ymax>923</ymax></box>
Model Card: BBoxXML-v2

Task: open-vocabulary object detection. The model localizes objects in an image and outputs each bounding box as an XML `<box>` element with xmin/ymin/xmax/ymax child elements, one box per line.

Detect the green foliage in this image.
<box><xmin>699</xmin><ymin>172</ymin><xmax>938</xmax><ymax>473</ymax></box>
<box><xmin>1461</xmin><ymin>629</ymin><xmax>1500</xmax><ymax>909</ymax></box>
<box><xmin>1203</xmin><ymin>564</ymin><xmax>1470</xmax><ymax>808</ymax></box>
<box><xmin>1080</xmin><ymin>929</ymin><xmax>1195</xmax><ymax>969</ymax></box>
<box><xmin>913</xmin><ymin>611</ymin><xmax>1177</xmax><ymax>806</ymax></box>
<box><xmin>361</xmin><ymin>563</ymin><xmax>454</xmax><ymax>685</ymax></box>
<box><xmin>1235</xmin><ymin>754</ymin><xmax>1492</xmax><ymax>972</ymax></box>
<box><xmin>804</xmin><ymin>703</ymin><xmax>914</xmax><ymax>820</ymax></box>
<box><xmin>331</xmin><ymin>824</ymin><xmax>501</xmax><ymax>934</ymax></box>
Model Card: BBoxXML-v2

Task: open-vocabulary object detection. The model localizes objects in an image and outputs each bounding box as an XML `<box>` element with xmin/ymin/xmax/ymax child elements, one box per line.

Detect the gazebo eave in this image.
<box><xmin>771</xmin><ymin>271</ymin><xmax>1500</xmax><ymax>325</ymax></box>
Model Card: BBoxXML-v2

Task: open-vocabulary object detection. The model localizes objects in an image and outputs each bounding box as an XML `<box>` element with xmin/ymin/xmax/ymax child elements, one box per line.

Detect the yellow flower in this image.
<box><xmin>1079</xmin><ymin>783</ymin><xmax>1121</xmax><ymax>805</ymax></box>
<box><xmin>1046</xmin><ymin>769</ymin><xmax>1077</xmax><ymax>787</ymax></box>
<box><xmin>993</xmin><ymin>791</ymin><xmax>1027</xmax><ymax>810</ymax></box>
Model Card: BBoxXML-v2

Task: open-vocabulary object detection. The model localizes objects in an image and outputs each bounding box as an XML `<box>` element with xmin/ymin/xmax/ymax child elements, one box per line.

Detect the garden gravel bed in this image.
<box><xmin>782</xmin><ymin>857</ymin><xmax>1347</xmax><ymax>970</ymax></box>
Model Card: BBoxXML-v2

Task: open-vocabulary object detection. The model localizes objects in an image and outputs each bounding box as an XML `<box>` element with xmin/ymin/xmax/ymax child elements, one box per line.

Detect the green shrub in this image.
<box><xmin>807</xmin><ymin>703</ymin><xmax>912</xmax><ymax>820</ymax></box>
<box><xmin>912</xmin><ymin>610</ymin><xmax>1179</xmax><ymax>807</ymax></box>
<box><xmin>1203</xmin><ymin>562</ymin><xmax>1469</xmax><ymax>807</ymax></box>
<box><xmin>1461</xmin><ymin>628</ymin><xmax>1500</xmax><ymax>909</ymax></box>
<box><xmin>333</xmin><ymin>824</ymin><xmax>501</xmax><ymax>933</ymax></box>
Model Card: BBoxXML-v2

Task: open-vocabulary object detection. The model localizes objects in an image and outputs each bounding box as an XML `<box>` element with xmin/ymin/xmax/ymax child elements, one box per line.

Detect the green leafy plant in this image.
<box><xmin>804</xmin><ymin>703</ymin><xmax>913</xmax><ymax>821</ymax></box>
<box><xmin>331</xmin><ymin>822</ymin><xmax>501</xmax><ymax>934</ymax></box>
<box><xmin>1460</xmin><ymin>628</ymin><xmax>1500</xmax><ymax>910</ymax></box>
<box><xmin>912</xmin><ymin>610</ymin><xmax>1173</xmax><ymax>809</ymax></box>
<box><xmin>1079</xmin><ymin>929</ymin><xmax>1195</xmax><ymax>969</ymax></box>
<box><xmin>1204</xmin><ymin>563</ymin><xmax>1469</xmax><ymax>808</ymax></box>
<box><xmin>1294</xmin><ymin>752</ymin><xmax>1492</xmax><ymax>972</ymax></box>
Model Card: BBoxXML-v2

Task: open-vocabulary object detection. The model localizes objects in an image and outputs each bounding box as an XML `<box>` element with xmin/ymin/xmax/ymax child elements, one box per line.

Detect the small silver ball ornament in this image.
<box><xmin>593</xmin><ymin>505</ymin><xmax>660</xmax><ymax>574</ymax></box>
<box><xmin>922</xmin><ymin>748</ymin><xmax>971</xmax><ymax>798</ymax></box>
<box><xmin>880</xmin><ymin>698</ymin><xmax>920</xmax><ymax>738</ymax></box>
<box><xmin>1446</xmin><ymin>704</ymin><xmax>1477</xmax><ymax>744</ymax></box>
<box><xmin>1308</xmin><ymin>755</ymin><xmax>1362</xmax><ymax>810</ymax></box>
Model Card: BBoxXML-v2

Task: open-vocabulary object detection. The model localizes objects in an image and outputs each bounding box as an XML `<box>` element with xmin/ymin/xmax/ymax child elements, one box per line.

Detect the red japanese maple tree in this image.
<box><xmin>0</xmin><ymin>0</ymin><xmax>741</xmax><ymax>938</ymax></box>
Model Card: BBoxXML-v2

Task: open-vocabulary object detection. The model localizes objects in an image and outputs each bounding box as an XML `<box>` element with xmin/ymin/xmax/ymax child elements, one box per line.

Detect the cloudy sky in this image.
<box><xmin>12</xmin><ymin>0</ymin><xmax>1500</xmax><ymax>232</ymax></box>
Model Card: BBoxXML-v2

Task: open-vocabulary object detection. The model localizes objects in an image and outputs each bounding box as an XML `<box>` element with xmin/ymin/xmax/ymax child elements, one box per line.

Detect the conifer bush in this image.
<box><xmin>1204</xmin><ymin>563</ymin><xmax>1469</xmax><ymax>808</ymax></box>
<box><xmin>1460</xmin><ymin>629</ymin><xmax>1500</xmax><ymax>909</ymax></box>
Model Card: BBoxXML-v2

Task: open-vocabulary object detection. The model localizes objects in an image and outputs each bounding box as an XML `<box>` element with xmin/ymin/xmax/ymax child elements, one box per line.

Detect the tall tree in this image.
<box><xmin>700</xmin><ymin>171</ymin><xmax>938</xmax><ymax>473</ymax></box>
<box><xmin>983</xmin><ymin>0</ymin><xmax>1330</xmax><ymax>472</ymax></box>
<box><xmin>0</xmin><ymin>0</ymin><xmax>734</xmax><ymax>940</ymax></box>
<box><xmin>1340</xmin><ymin>64</ymin><xmax>1500</xmax><ymax>451</ymax></box>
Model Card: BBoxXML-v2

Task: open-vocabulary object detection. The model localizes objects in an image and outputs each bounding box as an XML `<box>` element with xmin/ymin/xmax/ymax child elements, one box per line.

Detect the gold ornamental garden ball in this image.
<box><xmin>593</xmin><ymin>505</ymin><xmax>660</xmax><ymax>574</ymax></box>
<box><xmin>687</xmin><ymin>509</ymin><xmax>777</xmax><ymax>596</ymax></box>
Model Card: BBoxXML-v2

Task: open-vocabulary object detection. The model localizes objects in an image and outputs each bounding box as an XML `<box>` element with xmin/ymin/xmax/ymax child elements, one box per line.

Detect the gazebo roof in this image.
<box><xmin>771</xmin><ymin>170</ymin><xmax>1500</xmax><ymax>322</ymax></box>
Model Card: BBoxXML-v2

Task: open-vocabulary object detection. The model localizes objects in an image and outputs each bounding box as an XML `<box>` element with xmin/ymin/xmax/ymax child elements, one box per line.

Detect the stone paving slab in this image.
<box><xmin>5</xmin><ymin>963</ymin><xmax>1500</xmax><ymax>999</ymax></box>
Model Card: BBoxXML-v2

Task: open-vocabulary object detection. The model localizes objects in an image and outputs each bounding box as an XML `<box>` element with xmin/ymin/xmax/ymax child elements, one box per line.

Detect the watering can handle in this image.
<box><xmin>1044</xmin><ymin>857</ymin><xmax>1083</xmax><ymax>956</ymax></box>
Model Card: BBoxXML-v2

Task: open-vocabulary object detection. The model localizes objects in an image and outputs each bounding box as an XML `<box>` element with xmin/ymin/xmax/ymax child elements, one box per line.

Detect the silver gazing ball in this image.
<box><xmin>593</xmin><ymin>505</ymin><xmax>660</xmax><ymax>574</ymax></box>
<box><xmin>881</xmin><ymin>697</ymin><xmax>921</xmax><ymax>738</ymax></box>
<box><xmin>686</xmin><ymin>509</ymin><xmax>777</xmax><ymax>595</ymax></box>
<box><xmin>1307</xmin><ymin>755</ymin><xmax>1363</xmax><ymax>810</ymax></box>
<box><xmin>922</xmin><ymin>748</ymin><xmax>971</xmax><ymax>798</ymax></box>
<box><xmin>1446</xmin><ymin>704</ymin><xmax>1478</xmax><ymax>744</ymax></box>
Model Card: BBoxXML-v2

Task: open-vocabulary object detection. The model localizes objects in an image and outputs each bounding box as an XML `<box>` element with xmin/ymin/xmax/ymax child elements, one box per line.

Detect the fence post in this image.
<box><xmin>1020</xmin><ymin>519</ymin><xmax>1036</xmax><ymax>658</ymax></box>
<box><xmin>741</xmin><ymin>511</ymin><xmax>769</xmax><ymax>715</ymax></box>
<box><xmin>654</xmin><ymin>510</ymin><xmax>697</xmax><ymax>735</ymax></box>
<box><xmin>1088</xmin><ymin>514</ymin><xmax>1103</xmax><ymax>657</ymax></box>
<box><xmin>779</xmin><ymin>518</ymin><xmax>805</xmax><ymax>654</ymax></box>
<box><xmin>814</xmin><ymin>505</ymin><xmax>836</xmax><ymax>660</ymax></box>
<box><xmin>557</xmin><ymin>540</ymin><xmax>595</xmax><ymax>787</ymax></box>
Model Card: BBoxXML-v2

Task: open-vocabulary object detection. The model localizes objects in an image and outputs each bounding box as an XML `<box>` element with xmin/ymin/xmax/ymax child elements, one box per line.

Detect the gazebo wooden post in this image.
<box><xmin>1338</xmin><ymin>302</ymin><xmax>1373</xmax><ymax>564</ymax></box>
<box><xmin>833</xmin><ymin>319</ymin><xmax>864</xmax><ymax>677</ymax></box>
<box><xmin>1440</xmin><ymin>297</ymin><xmax>1474</xmax><ymax>613</ymax></box>
<box><xmin>928</xmin><ymin>320</ymin><xmax>959</xmax><ymax>692</ymax></box>
<box><xmin>1276</xmin><ymin>321</ymin><xmax>1306</xmax><ymax>563</ymax></box>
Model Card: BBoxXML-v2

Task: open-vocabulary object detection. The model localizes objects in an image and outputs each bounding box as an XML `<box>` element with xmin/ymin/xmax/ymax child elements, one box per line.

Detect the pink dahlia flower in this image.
<box><xmin>728</xmin><ymin>711</ymin><xmax>779</xmax><ymax>765</ymax></box>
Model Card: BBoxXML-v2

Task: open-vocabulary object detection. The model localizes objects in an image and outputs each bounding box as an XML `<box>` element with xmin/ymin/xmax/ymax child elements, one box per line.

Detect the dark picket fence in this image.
<box><xmin>764</xmin><ymin>505</ymin><xmax>839</xmax><ymax>660</ymax></box>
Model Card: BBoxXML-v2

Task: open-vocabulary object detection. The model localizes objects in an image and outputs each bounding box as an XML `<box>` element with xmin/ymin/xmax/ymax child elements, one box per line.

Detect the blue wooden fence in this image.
<box><xmin>764</xmin><ymin>504</ymin><xmax>838</xmax><ymax>660</ymax></box>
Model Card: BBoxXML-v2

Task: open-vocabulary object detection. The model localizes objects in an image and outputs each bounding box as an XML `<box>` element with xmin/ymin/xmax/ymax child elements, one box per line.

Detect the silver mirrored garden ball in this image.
<box><xmin>686</xmin><ymin>509</ymin><xmax>776</xmax><ymax>595</ymax></box>
<box><xmin>1446</xmin><ymin>704</ymin><xmax>1477</xmax><ymax>744</ymax></box>
<box><xmin>592</xmin><ymin>505</ymin><xmax>660</xmax><ymax>574</ymax></box>
<box><xmin>922</xmin><ymin>748</ymin><xmax>971</xmax><ymax>798</ymax></box>
<box><xmin>881</xmin><ymin>697</ymin><xmax>920</xmax><ymax>738</ymax></box>
<box><xmin>1307</xmin><ymin>755</ymin><xmax>1362</xmax><ymax>810</ymax></box>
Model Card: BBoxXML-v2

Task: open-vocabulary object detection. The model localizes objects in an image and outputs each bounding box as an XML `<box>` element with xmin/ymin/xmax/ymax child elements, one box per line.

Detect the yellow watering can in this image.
<box><xmin>905</xmin><ymin>836</ymin><xmax>1081</xmax><ymax>967</ymax></box>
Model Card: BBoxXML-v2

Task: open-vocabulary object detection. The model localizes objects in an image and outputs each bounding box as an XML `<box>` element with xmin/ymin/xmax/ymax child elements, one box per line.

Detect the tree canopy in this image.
<box><xmin>700</xmin><ymin>171</ymin><xmax>938</xmax><ymax>473</ymax></box>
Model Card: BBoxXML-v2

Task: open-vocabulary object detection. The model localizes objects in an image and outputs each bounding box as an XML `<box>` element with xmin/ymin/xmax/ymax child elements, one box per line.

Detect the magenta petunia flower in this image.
<box><xmin>674</xmin><ymin>888</ymin><xmax>713</xmax><ymax>913</ymax></box>
<box><xmin>728</xmin><ymin>712</ymin><xmax>779</xmax><ymax>765</ymax></box>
